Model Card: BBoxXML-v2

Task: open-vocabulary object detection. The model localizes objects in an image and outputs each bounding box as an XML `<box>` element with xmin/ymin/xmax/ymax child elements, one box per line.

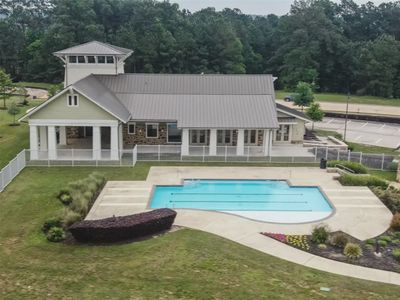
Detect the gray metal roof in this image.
<box><xmin>276</xmin><ymin>103</ymin><xmax>311</xmax><ymax>122</ymax></box>
<box><xmin>95</xmin><ymin>74</ymin><xmax>275</xmax><ymax>96</ymax></box>
<box><xmin>53</xmin><ymin>41</ymin><xmax>132</xmax><ymax>56</ymax></box>
<box><xmin>72</xmin><ymin>75</ymin><xmax>131</xmax><ymax>122</ymax></box>
<box><xmin>117</xmin><ymin>94</ymin><xmax>278</xmax><ymax>129</ymax></box>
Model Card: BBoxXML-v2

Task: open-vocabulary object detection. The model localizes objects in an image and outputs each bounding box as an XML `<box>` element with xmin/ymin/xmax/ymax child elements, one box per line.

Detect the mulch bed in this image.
<box><xmin>262</xmin><ymin>231</ymin><xmax>400</xmax><ymax>273</ymax></box>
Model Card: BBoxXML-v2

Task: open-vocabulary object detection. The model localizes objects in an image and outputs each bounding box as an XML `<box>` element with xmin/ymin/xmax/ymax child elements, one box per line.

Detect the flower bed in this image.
<box><xmin>69</xmin><ymin>208</ymin><xmax>177</xmax><ymax>243</ymax></box>
<box><xmin>262</xmin><ymin>229</ymin><xmax>400</xmax><ymax>273</ymax></box>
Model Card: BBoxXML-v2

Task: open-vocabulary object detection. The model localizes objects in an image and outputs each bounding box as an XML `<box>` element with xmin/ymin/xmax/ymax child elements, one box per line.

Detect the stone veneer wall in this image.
<box><xmin>123</xmin><ymin>122</ymin><xmax>168</xmax><ymax>148</ymax></box>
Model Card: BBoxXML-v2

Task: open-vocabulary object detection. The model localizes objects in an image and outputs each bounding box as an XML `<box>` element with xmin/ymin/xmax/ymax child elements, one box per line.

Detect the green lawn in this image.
<box><xmin>276</xmin><ymin>90</ymin><xmax>400</xmax><ymax>107</ymax></box>
<box><xmin>0</xmin><ymin>97</ymin><xmax>43</xmax><ymax>169</ymax></box>
<box><xmin>1</xmin><ymin>165</ymin><xmax>400</xmax><ymax>299</ymax></box>
<box><xmin>369</xmin><ymin>170</ymin><xmax>398</xmax><ymax>182</ymax></box>
<box><xmin>14</xmin><ymin>81</ymin><xmax>60</xmax><ymax>90</ymax></box>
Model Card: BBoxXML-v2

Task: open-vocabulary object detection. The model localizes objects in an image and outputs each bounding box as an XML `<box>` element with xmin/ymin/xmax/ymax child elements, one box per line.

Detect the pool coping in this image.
<box><xmin>147</xmin><ymin>178</ymin><xmax>337</xmax><ymax>225</ymax></box>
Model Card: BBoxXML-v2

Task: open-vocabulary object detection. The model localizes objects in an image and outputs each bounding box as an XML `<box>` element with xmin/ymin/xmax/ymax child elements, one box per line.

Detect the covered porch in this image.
<box><xmin>28</xmin><ymin>120</ymin><xmax>122</xmax><ymax>161</ymax></box>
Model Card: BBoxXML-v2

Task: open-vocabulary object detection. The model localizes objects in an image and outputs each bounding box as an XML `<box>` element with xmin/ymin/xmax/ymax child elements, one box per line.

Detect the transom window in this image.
<box><xmin>68</xmin><ymin>56</ymin><xmax>77</xmax><ymax>63</ymax></box>
<box><xmin>146</xmin><ymin>123</ymin><xmax>158</xmax><ymax>138</ymax></box>
<box><xmin>67</xmin><ymin>94</ymin><xmax>79</xmax><ymax>107</ymax></box>
<box><xmin>87</xmin><ymin>56</ymin><xmax>96</xmax><ymax>63</ymax></box>
<box><xmin>128</xmin><ymin>122</ymin><xmax>136</xmax><ymax>135</ymax></box>
<box><xmin>67</xmin><ymin>55</ymin><xmax>114</xmax><ymax>64</ymax></box>
<box><xmin>106</xmin><ymin>56</ymin><xmax>114</xmax><ymax>63</ymax></box>
<box><xmin>97</xmin><ymin>56</ymin><xmax>106</xmax><ymax>63</ymax></box>
<box><xmin>77</xmin><ymin>56</ymin><xmax>85</xmax><ymax>63</ymax></box>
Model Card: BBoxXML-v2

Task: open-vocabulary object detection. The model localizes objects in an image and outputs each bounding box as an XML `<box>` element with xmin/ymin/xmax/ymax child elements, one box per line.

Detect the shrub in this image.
<box><xmin>393</xmin><ymin>239</ymin><xmax>400</xmax><ymax>244</ymax></box>
<box><xmin>57</xmin><ymin>189</ymin><xmax>72</xmax><ymax>205</ymax></box>
<box><xmin>378</xmin><ymin>240</ymin><xmax>388</xmax><ymax>247</ymax></box>
<box><xmin>343</xmin><ymin>243</ymin><xmax>363</xmax><ymax>259</ymax></box>
<box><xmin>62</xmin><ymin>209</ymin><xmax>82</xmax><ymax>228</ymax></box>
<box><xmin>371</xmin><ymin>187</ymin><xmax>400</xmax><ymax>214</ymax></box>
<box><xmin>42</xmin><ymin>217</ymin><xmax>62</xmax><ymax>233</ymax></box>
<box><xmin>388</xmin><ymin>162</ymin><xmax>399</xmax><ymax>172</ymax></box>
<box><xmin>70</xmin><ymin>208</ymin><xmax>177</xmax><ymax>243</ymax></box>
<box><xmin>380</xmin><ymin>235</ymin><xmax>392</xmax><ymax>243</ymax></box>
<box><xmin>311</xmin><ymin>224</ymin><xmax>330</xmax><ymax>244</ymax></box>
<box><xmin>318</xmin><ymin>243</ymin><xmax>327</xmax><ymax>250</ymax></box>
<box><xmin>46</xmin><ymin>227</ymin><xmax>66</xmax><ymax>242</ymax></box>
<box><xmin>393</xmin><ymin>249</ymin><xmax>400</xmax><ymax>262</ymax></box>
<box><xmin>365</xmin><ymin>244</ymin><xmax>374</xmax><ymax>251</ymax></box>
<box><xmin>339</xmin><ymin>174</ymin><xmax>388</xmax><ymax>188</ymax></box>
<box><xmin>366</xmin><ymin>239</ymin><xmax>375</xmax><ymax>245</ymax></box>
<box><xmin>391</xmin><ymin>213</ymin><xmax>400</xmax><ymax>231</ymax></box>
<box><xmin>329</xmin><ymin>232</ymin><xmax>349</xmax><ymax>248</ymax></box>
<box><xmin>327</xmin><ymin>160</ymin><xmax>368</xmax><ymax>174</ymax></box>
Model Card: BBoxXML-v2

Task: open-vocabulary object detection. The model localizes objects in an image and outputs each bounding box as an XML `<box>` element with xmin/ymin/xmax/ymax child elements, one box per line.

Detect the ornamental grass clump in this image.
<box><xmin>311</xmin><ymin>224</ymin><xmax>330</xmax><ymax>244</ymax></box>
<box><xmin>391</xmin><ymin>213</ymin><xmax>400</xmax><ymax>231</ymax></box>
<box><xmin>286</xmin><ymin>235</ymin><xmax>310</xmax><ymax>250</ymax></box>
<box><xmin>392</xmin><ymin>249</ymin><xmax>400</xmax><ymax>262</ymax></box>
<box><xmin>329</xmin><ymin>232</ymin><xmax>348</xmax><ymax>249</ymax></box>
<box><xmin>343</xmin><ymin>243</ymin><xmax>363</xmax><ymax>259</ymax></box>
<box><xmin>46</xmin><ymin>227</ymin><xmax>66</xmax><ymax>242</ymax></box>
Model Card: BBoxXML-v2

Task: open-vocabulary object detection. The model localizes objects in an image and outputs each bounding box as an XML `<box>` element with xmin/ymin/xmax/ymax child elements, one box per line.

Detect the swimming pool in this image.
<box><xmin>150</xmin><ymin>180</ymin><xmax>333</xmax><ymax>223</ymax></box>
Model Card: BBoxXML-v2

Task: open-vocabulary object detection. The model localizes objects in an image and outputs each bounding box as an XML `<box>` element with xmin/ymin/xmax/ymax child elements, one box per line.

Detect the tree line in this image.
<box><xmin>1</xmin><ymin>0</ymin><xmax>400</xmax><ymax>98</ymax></box>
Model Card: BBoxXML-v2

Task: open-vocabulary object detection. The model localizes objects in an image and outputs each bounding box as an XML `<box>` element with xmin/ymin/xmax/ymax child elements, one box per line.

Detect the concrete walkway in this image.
<box><xmin>86</xmin><ymin>166</ymin><xmax>399</xmax><ymax>285</ymax></box>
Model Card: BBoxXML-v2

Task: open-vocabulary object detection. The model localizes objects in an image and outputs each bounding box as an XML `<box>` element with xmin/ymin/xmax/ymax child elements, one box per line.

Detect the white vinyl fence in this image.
<box><xmin>0</xmin><ymin>150</ymin><xmax>26</xmax><ymax>192</ymax></box>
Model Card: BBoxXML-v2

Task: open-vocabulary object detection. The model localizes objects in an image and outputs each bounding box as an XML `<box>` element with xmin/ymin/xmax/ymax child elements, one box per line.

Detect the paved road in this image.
<box><xmin>311</xmin><ymin>117</ymin><xmax>400</xmax><ymax>149</ymax></box>
<box><xmin>276</xmin><ymin>100</ymin><xmax>400</xmax><ymax>117</ymax></box>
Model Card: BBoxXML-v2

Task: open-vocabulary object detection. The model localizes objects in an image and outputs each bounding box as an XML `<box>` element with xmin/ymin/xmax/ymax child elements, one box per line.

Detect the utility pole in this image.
<box><xmin>343</xmin><ymin>91</ymin><xmax>350</xmax><ymax>142</ymax></box>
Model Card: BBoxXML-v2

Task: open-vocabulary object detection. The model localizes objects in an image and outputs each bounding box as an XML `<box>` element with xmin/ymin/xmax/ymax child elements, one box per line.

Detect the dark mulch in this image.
<box><xmin>262</xmin><ymin>231</ymin><xmax>400</xmax><ymax>273</ymax></box>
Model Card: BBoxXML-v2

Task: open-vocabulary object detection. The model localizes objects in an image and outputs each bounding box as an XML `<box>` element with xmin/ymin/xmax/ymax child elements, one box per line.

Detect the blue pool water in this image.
<box><xmin>150</xmin><ymin>180</ymin><xmax>332</xmax><ymax>212</ymax></box>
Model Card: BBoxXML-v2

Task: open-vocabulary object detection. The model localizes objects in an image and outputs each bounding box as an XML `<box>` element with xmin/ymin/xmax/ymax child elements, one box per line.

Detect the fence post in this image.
<box><xmin>347</xmin><ymin>150</ymin><xmax>351</xmax><ymax>162</ymax></box>
<box><xmin>325</xmin><ymin>147</ymin><xmax>328</xmax><ymax>160</ymax></box>
<box><xmin>158</xmin><ymin>145</ymin><xmax>161</xmax><ymax>161</ymax></box>
<box><xmin>381</xmin><ymin>153</ymin><xmax>385</xmax><ymax>170</ymax></box>
<box><xmin>314</xmin><ymin>147</ymin><xmax>317</xmax><ymax>162</ymax></box>
<box><xmin>246</xmin><ymin>146</ymin><xmax>250</xmax><ymax>162</ymax></box>
<box><xmin>337</xmin><ymin>148</ymin><xmax>340</xmax><ymax>160</ymax></box>
<box><xmin>359</xmin><ymin>152</ymin><xmax>363</xmax><ymax>164</ymax></box>
<box><xmin>72</xmin><ymin>149</ymin><xmax>74</xmax><ymax>167</ymax></box>
<box><xmin>224</xmin><ymin>146</ymin><xmax>227</xmax><ymax>162</ymax></box>
<box><xmin>202</xmin><ymin>146</ymin><xmax>205</xmax><ymax>162</ymax></box>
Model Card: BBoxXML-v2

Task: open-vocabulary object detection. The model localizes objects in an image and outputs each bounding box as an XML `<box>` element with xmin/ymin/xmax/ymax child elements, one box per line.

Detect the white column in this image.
<box><xmin>39</xmin><ymin>126</ymin><xmax>47</xmax><ymax>151</ymax></box>
<box><xmin>110</xmin><ymin>125</ymin><xmax>119</xmax><ymax>160</ymax></box>
<box><xmin>92</xmin><ymin>126</ymin><xmax>101</xmax><ymax>160</ymax></box>
<box><xmin>48</xmin><ymin>126</ymin><xmax>57</xmax><ymax>160</ymax></box>
<box><xmin>59</xmin><ymin>126</ymin><xmax>67</xmax><ymax>145</ymax></box>
<box><xmin>236</xmin><ymin>129</ymin><xmax>245</xmax><ymax>156</ymax></box>
<box><xmin>181</xmin><ymin>129</ymin><xmax>189</xmax><ymax>156</ymax></box>
<box><xmin>209</xmin><ymin>129</ymin><xmax>217</xmax><ymax>156</ymax></box>
<box><xmin>29</xmin><ymin>125</ymin><xmax>39</xmax><ymax>160</ymax></box>
<box><xmin>263</xmin><ymin>130</ymin><xmax>271</xmax><ymax>156</ymax></box>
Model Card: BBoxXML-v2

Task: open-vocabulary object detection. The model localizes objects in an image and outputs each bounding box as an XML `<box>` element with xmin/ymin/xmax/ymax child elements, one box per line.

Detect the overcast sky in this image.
<box><xmin>168</xmin><ymin>0</ymin><xmax>388</xmax><ymax>15</ymax></box>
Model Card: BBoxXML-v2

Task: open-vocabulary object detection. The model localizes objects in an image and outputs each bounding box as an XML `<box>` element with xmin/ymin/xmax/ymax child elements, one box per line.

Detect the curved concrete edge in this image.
<box><xmin>174</xmin><ymin>211</ymin><xmax>400</xmax><ymax>286</ymax></box>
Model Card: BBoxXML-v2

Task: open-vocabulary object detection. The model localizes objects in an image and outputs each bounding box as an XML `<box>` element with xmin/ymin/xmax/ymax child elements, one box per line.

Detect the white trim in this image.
<box><xmin>28</xmin><ymin>119</ymin><xmax>118</xmax><ymax>127</ymax></box>
<box><xmin>127</xmin><ymin>122</ymin><xmax>136</xmax><ymax>135</ymax></box>
<box><xmin>166</xmin><ymin>123</ymin><xmax>182</xmax><ymax>144</ymax></box>
<box><xmin>19</xmin><ymin>86</ymin><xmax>129</xmax><ymax>123</ymax></box>
<box><xmin>146</xmin><ymin>123</ymin><xmax>159</xmax><ymax>138</ymax></box>
<box><xmin>67</xmin><ymin>94</ymin><xmax>79</xmax><ymax>107</ymax></box>
<box><xmin>277</xmin><ymin>108</ymin><xmax>310</xmax><ymax>122</ymax></box>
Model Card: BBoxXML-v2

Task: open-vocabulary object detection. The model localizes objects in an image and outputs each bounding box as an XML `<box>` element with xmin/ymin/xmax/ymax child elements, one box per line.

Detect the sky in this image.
<box><xmin>168</xmin><ymin>0</ymin><xmax>388</xmax><ymax>15</ymax></box>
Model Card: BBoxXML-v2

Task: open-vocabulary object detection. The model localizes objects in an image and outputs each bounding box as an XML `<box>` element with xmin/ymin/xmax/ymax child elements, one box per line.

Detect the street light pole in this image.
<box><xmin>343</xmin><ymin>91</ymin><xmax>350</xmax><ymax>142</ymax></box>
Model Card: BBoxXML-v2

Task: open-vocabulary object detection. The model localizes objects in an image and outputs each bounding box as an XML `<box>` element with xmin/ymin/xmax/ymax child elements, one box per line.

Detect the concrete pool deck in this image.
<box><xmin>86</xmin><ymin>166</ymin><xmax>399</xmax><ymax>285</ymax></box>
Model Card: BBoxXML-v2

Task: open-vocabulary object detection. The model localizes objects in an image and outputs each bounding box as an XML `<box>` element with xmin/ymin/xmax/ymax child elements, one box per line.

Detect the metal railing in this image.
<box><xmin>0</xmin><ymin>150</ymin><xmax>26</xmax><ymax>192</ymax></box>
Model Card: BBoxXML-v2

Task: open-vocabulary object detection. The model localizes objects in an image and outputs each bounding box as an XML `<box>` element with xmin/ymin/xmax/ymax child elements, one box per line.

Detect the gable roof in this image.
<box><xmin>53</xmin><ymin>41</ymin><xmax>133</xmax><ymax>56</ymax></box>
<box><xmin>95</xmin><ymin>74</ymin><xmax>275</xmax><ymax>96</ymax></box>
<box><xmin>276</xmin><ymin>103</ymin><xmax>311</xmax><ymax>122</ymax></box>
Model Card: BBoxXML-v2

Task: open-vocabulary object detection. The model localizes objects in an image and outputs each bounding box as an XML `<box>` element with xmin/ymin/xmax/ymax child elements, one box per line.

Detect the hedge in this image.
<box><xmin>69</xmin><ymin>208</ymin><xmax>177</xmax><ymax>243</ymax></box>
<box><xmin>327</xmin><ymin>160</ymin><xmax>368</xmax><ymax>174</ymax></box>
<box><xmin>338</xmin><ymin>174</ymin><xmax>388</xmax><ymax>188</ymax></box>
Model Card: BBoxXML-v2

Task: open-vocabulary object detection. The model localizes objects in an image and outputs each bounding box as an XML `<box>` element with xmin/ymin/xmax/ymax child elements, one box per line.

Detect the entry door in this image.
<box><xmin>244</xmin><ymin>130</ymin><xmax>258</xmax><ymax>145</ymax></box>
<box><xmin>190</xmin><ymin>130</ymin><xmax>207</xmax><ymax>145</ymax></box>
<box><xmin>275</xmin><ymin>125</ymin><xmax>291</xmax><ymax>142</ymax></box>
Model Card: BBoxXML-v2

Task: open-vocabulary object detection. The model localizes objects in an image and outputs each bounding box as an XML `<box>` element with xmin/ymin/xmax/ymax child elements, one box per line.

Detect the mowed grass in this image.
<box><xmin>276</xmin><ymin>90</ymin><xmax>400</xmax><ymax>107</ymax></box>
<box><xmin>0</xmin><ymin>97</ymin><xmax>43</xmax><ymax>168</ymax></box>
<box><xmin>1</xmin><ymin>165</ymin><xmax>400</xmax><ymax>299</ymax></box>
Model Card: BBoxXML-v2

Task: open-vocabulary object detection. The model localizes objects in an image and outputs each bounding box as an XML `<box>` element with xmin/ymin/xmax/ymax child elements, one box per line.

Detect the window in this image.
<box><xmin>245</xmin><ymin>130</ymin><xmax>258</xmax><ymax>145</ymax></box>
<box><xmin>97</xmin><ymin>56</ymin><xmax>106</xmax><ymax>63</ymax></box>
<box><xmin>167</xmin><ymin>123</ymin><xmax>182</xmax><ymax>143</ymax></box>
<box><xmin>106</xmin><ymin>56</ymin><xmax>114</xmax><ymax>63</ymax></box>
<box><xmin>68</xmin><ymin>56</ymin><xmax>77</xmax><ymax>63</ymax></box>
<box><xmin>77</xmin><ymin>56</ymin><xmax>85</xmax><ymax>63</ymax></box>
<box><xmin>275</xmin><ymin>125</ymin><xmax>290</xmax><ymax>142</ymax></box>
<box><xmin>87</xmin><ymin>56</ymin><xmax>96</xmax><ymax>63</ymax></box>
<box><xmin>67</xmin><ymin>94</ymin><xmax>79</xmax><ymax>107</ymax></box>
<box><xmin>128</xmin><ymin>122</ymin><xmax>136</xmax><ymax>135</ymax></box>
<box><xmin>217</xmin><ymin>130</ymin><xmax>232</xmax><ymax>145</ymax></box>
<box><xmin>146</xmin><ymin>123</ymin><xmax>158</xmax><ymax>138</ymax></box>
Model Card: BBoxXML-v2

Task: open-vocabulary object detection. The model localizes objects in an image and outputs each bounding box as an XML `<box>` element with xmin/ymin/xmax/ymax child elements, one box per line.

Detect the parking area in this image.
<box><xmin>311</xmin><ymin>117</ymin><xmax>400</xmax><ymax>149</ymax></box>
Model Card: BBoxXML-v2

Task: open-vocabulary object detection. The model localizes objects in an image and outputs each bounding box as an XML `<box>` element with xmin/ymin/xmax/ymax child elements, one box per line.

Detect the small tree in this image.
<box><xmin>0</xmin><ymin>69</ymin><xmax>13</xmax><ymax>109</ymax></box>
<box><xmin>8</xmin><ymin>101</ymin><xmax>20</xmax><ymax>126</ymax></box>
<box><xmin>293</xmin><ymin>81</ymin><xmax>314</xmax><ymax>110</ymax></box>
<box><xmin>306</xmin><ymin>102</ymin><xmax>324</xmax><ymax>130</ymax></box>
